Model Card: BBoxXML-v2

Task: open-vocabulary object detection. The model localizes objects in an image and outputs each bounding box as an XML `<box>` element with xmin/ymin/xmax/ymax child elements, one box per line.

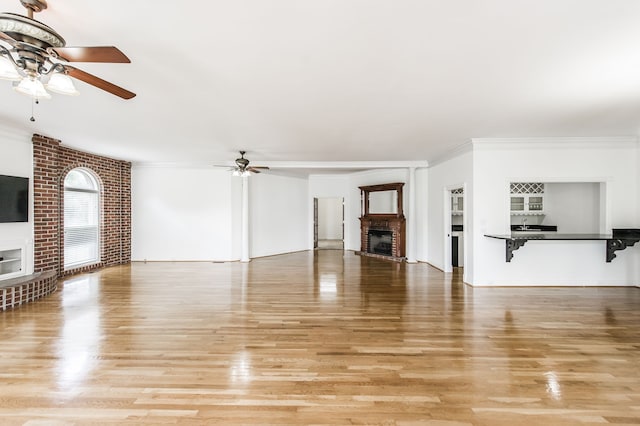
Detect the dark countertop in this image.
<box><xmin>488</xmin><ymin>229</ymin><xmax>640</xmax><ymax>241</ymax></box>
<box><xmin>486</xmin><ymin>233</ymin><xmax>612</xmax><ymax>241</ymax></box>
<box><xmin>485</xmin><ymin>229</ymin><xmax>640</xmax><ymax>263</ymax></box>
<box><xmin>452</xmin><ymin>225</ymin><xmax>463</xmax><ymax>232</ymax></box>
<box><xmin>510</xmin><ymin>224</ymin><xmax>557</xmax><ymax>232</ymax></box>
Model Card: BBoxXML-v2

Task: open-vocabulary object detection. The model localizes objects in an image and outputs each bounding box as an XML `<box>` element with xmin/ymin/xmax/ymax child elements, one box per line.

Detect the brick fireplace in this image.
<box><xmin>357</xmin><ymin>183</ymin><xmax>406</xmax><ymax>262</ymax></box>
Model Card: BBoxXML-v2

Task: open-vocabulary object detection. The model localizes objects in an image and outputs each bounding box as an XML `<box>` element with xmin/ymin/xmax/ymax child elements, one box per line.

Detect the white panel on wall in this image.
<box><xmin>414</xmin><ymin>168</ymin><xmax>429</xmax><ymax>262</ymax></box>
<box><xmin>131</xmin><ymin>166</ymin><xmax>235</xmax><ymax>261</ymax></box>
<box><xmin>230</xmin><ymin>177</ymin><xmax>242</xmax><ymax>261</ymax></box>
<box><xmin>0</xmin><ymin>135</ymin><xmax>34</xmax><ymax>276</ymax></box>
<box><xmin>544</xmin><ymin>182</ymin><xmax>600</xmax><ymax>233</ymax></box>
<box><xmin>249</xmin><ymin>173</ymin><xmax>308</xmax><ymax>258</ymax></box>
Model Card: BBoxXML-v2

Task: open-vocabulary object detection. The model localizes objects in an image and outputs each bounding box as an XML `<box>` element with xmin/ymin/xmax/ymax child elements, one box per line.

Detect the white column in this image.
<box><xmin>241</xmin><ymin>175</ymin><xmax>250</xmax><ymax>262</ymax></box>
<box><xmin>407</xmin><ymin>167</ymin><xmax>417</xmax><ymax>263</ymax></box>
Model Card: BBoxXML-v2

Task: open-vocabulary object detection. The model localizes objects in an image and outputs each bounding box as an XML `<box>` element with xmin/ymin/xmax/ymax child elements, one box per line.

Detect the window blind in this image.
<box><xmin>64</xmin><ymin>187</ymin><xmax>99</xmax><ymax>269</ymax></box>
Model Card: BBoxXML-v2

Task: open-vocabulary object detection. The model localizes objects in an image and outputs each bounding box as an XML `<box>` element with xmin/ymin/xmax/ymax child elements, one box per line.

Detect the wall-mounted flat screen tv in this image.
<box><xmin>0</xmin><ymin>174</ymin><xmax>29</xmax><ymax>223</ymax></box>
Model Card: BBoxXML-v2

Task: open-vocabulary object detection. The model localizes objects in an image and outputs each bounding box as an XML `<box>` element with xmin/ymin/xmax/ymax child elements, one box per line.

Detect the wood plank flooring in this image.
<box><xmin>0</xmin><ymin>250</ymin><xmax>639</xmax><ymax>425</ymax></box>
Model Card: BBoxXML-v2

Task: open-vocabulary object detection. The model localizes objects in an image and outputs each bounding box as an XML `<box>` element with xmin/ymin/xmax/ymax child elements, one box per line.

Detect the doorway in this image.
<box><xmin>444</xmin><ymin>186</ymin><xmax>465</xmax><ymax>273</ymax></box>
<box><xmin>450</xmin><ymin>187</ymin><xmax>464</xmax><ymax>268</ymax></box>
<box><xmin>314</xmin><ymin>197</ymin><xmax>344</xmax><ymax>250</ymax></box>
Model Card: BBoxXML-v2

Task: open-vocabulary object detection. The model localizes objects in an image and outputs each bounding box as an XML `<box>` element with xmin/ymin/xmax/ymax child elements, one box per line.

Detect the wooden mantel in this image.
<box><xmin>358</xmin><ymin>182</ymin><xmax>406</xmax><ymax>261</ymax></box>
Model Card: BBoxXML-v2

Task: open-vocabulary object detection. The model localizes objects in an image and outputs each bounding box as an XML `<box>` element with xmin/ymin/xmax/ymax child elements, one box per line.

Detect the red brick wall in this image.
<box><xmin>32</xmin><ymin>134</ymin><xmax>131</xmax><ymax>276</ymax></box>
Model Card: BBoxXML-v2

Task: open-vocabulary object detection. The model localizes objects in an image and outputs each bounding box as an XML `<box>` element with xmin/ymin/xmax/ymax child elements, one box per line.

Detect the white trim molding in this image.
<box><xmin>429</xmin><ymin>142</ymin><xmax>473</xmax><ymax>167</ymax></box>
<box><xmin>472</xmin><ymin>136</ymin><xmax>639</xmax><ymax>151</ymax></box>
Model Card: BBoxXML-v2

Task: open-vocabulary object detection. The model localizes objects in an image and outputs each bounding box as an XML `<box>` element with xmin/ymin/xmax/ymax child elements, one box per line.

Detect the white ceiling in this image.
<box><xmin>1</xmin><ymin>0</ymin><xmax>640</xmax><ymax>169</ymax></box>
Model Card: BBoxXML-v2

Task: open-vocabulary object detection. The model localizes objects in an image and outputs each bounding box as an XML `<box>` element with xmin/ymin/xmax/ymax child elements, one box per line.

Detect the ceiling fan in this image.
<box><xmin>0</xmin><ymin>0</ymin><xmax>135</xmax><ymax>102</ymax></box>
<box><xmin>224</xmin><ymin>151</ymin><xmax>270</xmax><ymax>177</ymax></box>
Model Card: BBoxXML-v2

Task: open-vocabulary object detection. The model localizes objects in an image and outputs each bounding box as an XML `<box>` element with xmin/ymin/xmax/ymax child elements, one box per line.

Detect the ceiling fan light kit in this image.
<box><xmin>0</xmin><ymin>54</ymin><xmax>21</xmax><ymax>79</ymax></box>
<box><xmin>232</xmin><ymin>169</ymin><xmax>252</xmax><ymax>177</ymax></box>
<box><xmin>0</xmin><ymin>0</ymin><xmax>135</xmax><ymax>110</ymax></box>
<box><xmin>45</xmin><ymin>71</ymin><xmax>78</xmax><ymax>95</ymax></box>
<box><xmin>13</xmin><ymin>73</ymin><xmax>50</xmax><ymax>98</ymax></box>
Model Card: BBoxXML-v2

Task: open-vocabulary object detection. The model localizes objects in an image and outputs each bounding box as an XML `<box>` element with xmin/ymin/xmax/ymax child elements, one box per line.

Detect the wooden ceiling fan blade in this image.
<box><xmin>52</xmin><ymin>46</ymin><xmax>130</xmax><ymax>63</ymax></box>
<box><xmin>247</xmin><ymin>167</ymin><xmax>269</xmax><ymax>173</ymax></box>
<box><xmin>65</xmin><ymin>66</ymin><xmax>136</xmax><ymax>99</ymax></box>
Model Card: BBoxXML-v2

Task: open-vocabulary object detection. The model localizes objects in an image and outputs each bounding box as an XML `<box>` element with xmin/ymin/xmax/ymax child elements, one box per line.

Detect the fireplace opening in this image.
<box><xmin>368</xmin><ymin>229</ymin><xmax>393</xmax><ymax>256</ymax></box>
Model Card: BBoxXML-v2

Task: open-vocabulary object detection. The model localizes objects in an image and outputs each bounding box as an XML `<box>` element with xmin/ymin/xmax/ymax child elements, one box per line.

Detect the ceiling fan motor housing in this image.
<box><xmin>20</xmin><ymin>0</ymin><xmax>47</xmax><ymax>14</ymax></box>
<box><xmin>235</xmin><ymin>157</ymin><xmax>249</xmax><ymax>168</ymax></box>
<box><xmin>0</xmin><ymin>13</ymin><xmax>65</xmax><ymax>49</ymax></box>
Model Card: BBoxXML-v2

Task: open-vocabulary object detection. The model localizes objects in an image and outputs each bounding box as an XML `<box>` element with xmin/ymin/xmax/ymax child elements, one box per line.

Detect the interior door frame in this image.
<box><xmin>314</xmin><ymin>197</ymin><xmax>345</xmax><ymax>249</ymax></box>
<box><xmin>443</xmin><ymin>188</ymin><xmax>453</xmax><ymax>273</ymax></box>
<box><xmin>313</xmin><ymin>198</ymin><xmax>318</xmax><ymax>249</ymax></box>
<box><xmin>443</xmin><ymin>183</ymin><xmax>466</xmax><ymax>274</ymax></box>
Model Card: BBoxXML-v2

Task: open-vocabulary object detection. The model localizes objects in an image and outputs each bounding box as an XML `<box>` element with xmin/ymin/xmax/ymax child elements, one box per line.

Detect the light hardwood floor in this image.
<box><xmin>317</xmin><ymin>239</ymin><xmax>344</xmax><ymax>250</ymax></box>
<box><xmin>0</xmin><ymin>250</ymin><xmax>639</xmax><ymax>425</ymax></box>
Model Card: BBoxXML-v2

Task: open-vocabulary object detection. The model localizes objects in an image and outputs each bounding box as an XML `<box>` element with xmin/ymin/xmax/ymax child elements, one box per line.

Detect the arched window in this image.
<box><xmin>64</xmin><ymin>168</ymin><xmax>100</xmax><ymax>270</ymax></box>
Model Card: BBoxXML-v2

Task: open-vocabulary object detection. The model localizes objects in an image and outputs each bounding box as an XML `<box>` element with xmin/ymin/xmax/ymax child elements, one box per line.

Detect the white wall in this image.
<box><xmin>473</xmin><ymin>138</ymin><xmax>639</xmax><ymax>286</ymax></box>
<box><xmin>0</xmin><ymin>132</ymin><xmax>33</xmax><ymax>277</ymax></box>
<box><xmin>318</xmin><ymin>197</ymin><xmax>343</xmax><ymax>240</ymax></box>
<box><xmin>637</xmin><ymin>145</ymin><xmax>640</xmax><ymax>288</ymax></box>
<box><xmin>544</xmin><ymin>182</ymin><xmax>600</xmax><ymax>233</ymax></box>
<box><xmin>414</xmin><ymin>168</ymin><xmax>429</xmax><ymax>262</ymax></box>
<box><xmin>427</xmin><ymin>149</ymin><xmax>473</xmax><ymax>281</ymax></box>
<box><xmin>133</xmin><ymin>167</ymin><xmax>309</xmax><ymax>261</ymax></box>
<box><xmin>230</xmin><ymin>177</ymin><xmax>242</xmax><ymax>261</ymax></box>
<box><xmin>249</xmin><ymin>173</ymin><xmax>308</xmax><ymax>258</ymax></box>
<box><xmin>131</xmin><ymin>166</ymin><xmax>236</xmax><ymax>261</ymax></box>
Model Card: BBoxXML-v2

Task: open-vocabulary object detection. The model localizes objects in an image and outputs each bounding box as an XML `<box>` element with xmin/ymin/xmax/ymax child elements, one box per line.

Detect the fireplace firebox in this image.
<box><xmin>368</xmin><ymin>229</ymin><xmax>393</xmax><ymax>256</ymax></box>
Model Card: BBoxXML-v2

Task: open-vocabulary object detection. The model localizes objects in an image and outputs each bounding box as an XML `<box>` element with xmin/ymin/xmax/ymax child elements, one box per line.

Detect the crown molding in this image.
<box><xmin>472</xmin><ymin>136</ymin><xmax>639</xmax><ymax>151</ymax></box>
<box><xmin>428</xmin><ymin>141</ymin><xmax>473</xmax><ymax>167</ymax></box>
<box><xmin>261</xmin><ymin>161</ymin><xmax>428</xmax><ymax>169</ymax></box>
<box><xmin>132</xmin><ymin>160</ymin><xmax>429</xmax><ymax>174</ymax></box>
<box><xmin>131</xmin><ymin>161</ymin><xmax>227</xmax><ymax>169</ymax></box>
<box><xmin>426</xmin><ymin>136</ymin><xmax>639</xmax><ymax>167</ymax></box>
<box><xmin>347</xmin><ymin>167</ymin><xmax>411</xmax><ymax>179</ymax></box>
<box><xmin>307</xmin><ymin>173</ymin><xmax>353</xmax><ymax>178</ymax></box>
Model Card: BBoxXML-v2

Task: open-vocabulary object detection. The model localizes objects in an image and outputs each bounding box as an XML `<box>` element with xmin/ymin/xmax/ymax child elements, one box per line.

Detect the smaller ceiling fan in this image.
<box><xmin>221</xmin><ymin>151</ymin><xmax>270</xmax><ymax>177</ymax></box>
